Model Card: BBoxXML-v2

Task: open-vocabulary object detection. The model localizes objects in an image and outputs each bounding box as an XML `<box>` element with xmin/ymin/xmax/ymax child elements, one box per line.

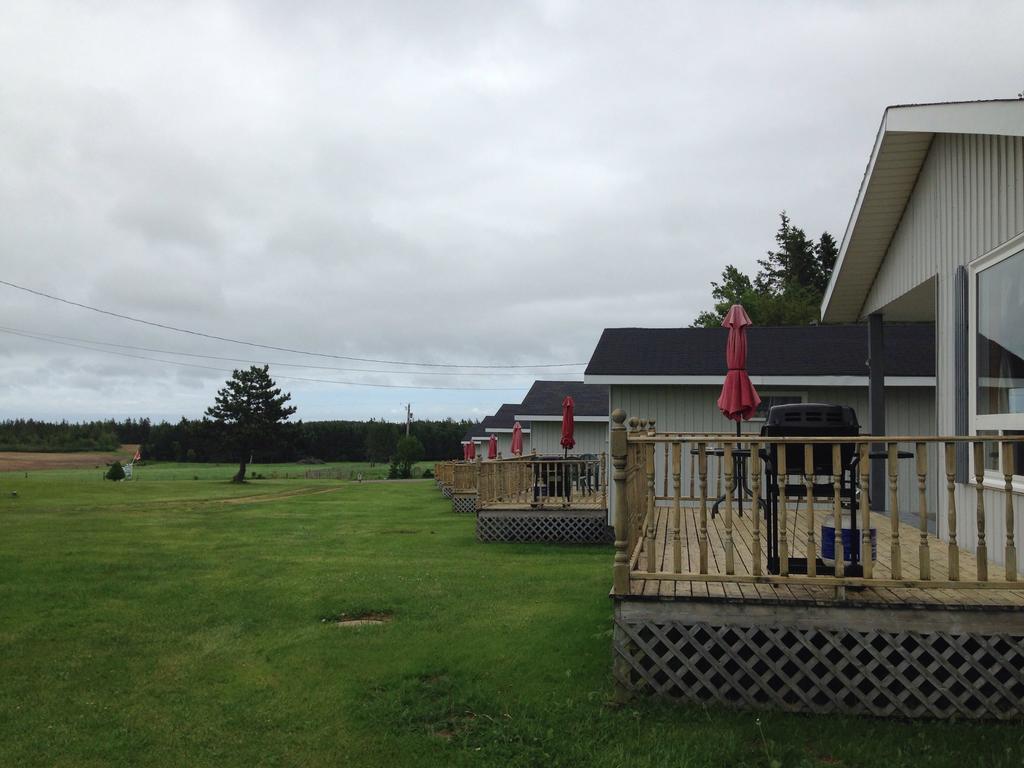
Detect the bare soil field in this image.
<box><xmin>0</xmin><ymin>445</ymin><xmax>139</xmax><ymax>472</ymax></box>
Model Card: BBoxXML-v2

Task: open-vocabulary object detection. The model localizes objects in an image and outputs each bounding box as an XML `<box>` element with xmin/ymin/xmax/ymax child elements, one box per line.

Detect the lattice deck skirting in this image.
<box><xmin>477</xmin><ymin>509</ymin><xmax>613</xmax><ymax>544</ymax></box>
<box><xmin>440</xmin><ymin>485</ymin><xmax>453</xmax><ymax>499</ymax></box>
<box><xmin>451</xmin><ymin>493</ymin><xmax>478</xmax><ymax>514</ymax></box>
<box><xmin>613</xmin><ymin>600</ymin><xmax>1024</xmax><ymax>719</ymax></box>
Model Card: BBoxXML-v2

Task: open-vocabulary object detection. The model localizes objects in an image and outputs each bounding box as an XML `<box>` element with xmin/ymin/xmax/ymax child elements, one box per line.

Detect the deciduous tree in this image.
<box><xmin>692</xmin><ymin>212</ymin><xmax>838</xmax><ymax>327</ymax></box>
<box><xmin>388</xmin><ymin>435</ymin><xmax>425</xmax><ymax>478</ymax></box>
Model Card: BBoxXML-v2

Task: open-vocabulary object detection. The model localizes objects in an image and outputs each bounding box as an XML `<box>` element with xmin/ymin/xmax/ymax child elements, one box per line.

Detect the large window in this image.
<box><xmin>977</xmin><ymin>250</ymin><xmax>1024</xmax><ymax>415</ymax></box>
<box><xmin>972</xmin><ymin>242</ymin><xmax>1024</xmax><ymax>480</ymax></box>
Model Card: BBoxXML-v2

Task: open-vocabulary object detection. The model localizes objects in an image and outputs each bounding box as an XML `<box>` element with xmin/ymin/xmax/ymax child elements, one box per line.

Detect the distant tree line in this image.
<box><xmin>0</xmin><ymin>419</ymin><xmax>136</xmax><ymax>452</ymax></box>
<box><xmin>692</xmin><ymin>212</ymin><xmax>838</xmax><ymax>327</ymax></box>
<box><xmin>0</xmin><ymin>417</ymin><xmax>473</xmax><ymax>463</ymax></box>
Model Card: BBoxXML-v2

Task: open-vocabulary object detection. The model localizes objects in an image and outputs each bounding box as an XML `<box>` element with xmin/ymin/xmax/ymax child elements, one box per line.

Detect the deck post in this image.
<box><xmin>698</xmin><ymin>442</ymin><xmax>709</xmax><ymax>574</ymax></box>
<box><xmin>474</xmin><ymin>455</ymin><xmax>482</xmax><ymax>512</ymax></box>
<box><xmin>888</xmin><ymin>443</ymin><xmax>902</xmax><ymax>579</ymax></box>
<box><xmin>777</xmin><ymin>445</ymin><xmax>790</xmax><ymax>576</ymax></box>
<box><xmin>750</xmin><ymin>441</ymin><xmax>762</xmax><ymax>577</ymax></box>
<box><xmin>804</xmin><ymin>444</ymin><xmax>817</xmax><ymax>577</ymax></box>
<box><xmin>645</xmin><ymin>442</ymin><xmax>656</xmax><ymax>574</ymax></box>
<box><xmin>724</xmin><ymin>444</ymin><xmax>734</xmax><ymax>575</ymax></box>
<box><xmin>944</xmin><ymin>442</ymin><xmax>958</xmax><ymax>580</ymax></box>
<box><xmin>671</xmin><ymin>441</ymin><xmax>682</xmax><ymax>573</ymax></box>
<box><xmin>600</xmin><ymin>451</ymin><xmax>608</xmax><ymax>510</ymax></box>
<box><xmin>973</xmin><ymin>441</ymin><xmax>988</xmax><ymax>580</ymax></box>
<box><xmin>610</xmin><ymin>410</ymin><xmax>629</xmax><ymax>596</ymax></box>
<box><xmin>1002</xmin><ymin>443</ymin><xmax>1017</xmax><ymax>582</ymax></box>
<box><xmin>868</xmin><ymin>313</ymin><xmax>886</xmax><ymax>512</ymax></box>
<box><xmin>831</xmin><ymin>443</ymin><xmax>844</xmax><ymax>580</ymax></box>
<box><xmin>858</xmin><ymin>443</ymin><xmax>872</xmax><ymax>579</ymax></box>
<box><xmin>663</xmin><ymin>442</ymin><xmax>669</xmax><ymax>498</ymax></box>
<box><xmin>918</xmin><ymin>442</ymin><xmax>930</xmax><ymax>580</ymax></box>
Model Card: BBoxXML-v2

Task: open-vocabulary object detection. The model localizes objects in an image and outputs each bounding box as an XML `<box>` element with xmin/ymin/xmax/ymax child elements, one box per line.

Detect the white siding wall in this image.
<box><xmin>861</xmin><ymin>133</ymin><xmax>1024</xmax><ymax>570</ymax></box>
<box><xmin>608</xmin><ymin>384</ymin><xmax>937</xmax><ymax>530</ymax></box>
<box><xmin>530</xmin><ymin>421</ymin><xmax>608</xmax><ymax>457</ymax></box>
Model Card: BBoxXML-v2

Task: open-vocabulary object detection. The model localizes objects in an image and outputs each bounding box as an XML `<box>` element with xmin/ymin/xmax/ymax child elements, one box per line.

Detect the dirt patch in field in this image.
<box><xmin>322</xmin><ymin>610</ymin><xmax>393</xmax><ymax>627</ymax></box>
<box><xmin>0</xmin><ymin>445</ymin><xmax>140</xmax><ymax>472</ymax></box>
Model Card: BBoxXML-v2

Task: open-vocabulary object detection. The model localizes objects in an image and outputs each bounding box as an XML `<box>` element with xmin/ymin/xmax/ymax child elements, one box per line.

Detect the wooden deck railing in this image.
<box><xmin>436</xmin><ymin>454</ymin><xmax>607</xmax><ymax>509</ymax></box>
<box><xmin>453</xmin><ymin>461</ymin><xmax>478</xmax><ymax>494</ymax></box>
<box><xmin>609</xmin><ymin>409</ymin><xmax>1024</xmax><ymax>596</ymax></box>
<box><xmin>435</xmin><ymin>461</ymin><xmax>456</xmax><ymax>488</ymax></box>
<box><xmin>477</xmin><ymin>455</ymin><xmax>608</xmax><ymax>510</ymax></box>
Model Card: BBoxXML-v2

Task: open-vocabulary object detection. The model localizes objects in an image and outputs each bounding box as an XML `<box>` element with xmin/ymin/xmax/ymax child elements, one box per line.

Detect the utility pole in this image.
<box><xmin>404</xmin><ymin>403</ymin><xmax>413</xmax><ymax>436</ymax></box>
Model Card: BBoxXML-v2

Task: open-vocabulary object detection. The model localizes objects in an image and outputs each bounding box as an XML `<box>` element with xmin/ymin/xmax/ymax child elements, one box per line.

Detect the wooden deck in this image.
<box><xmin>632</xmin><ymin>504</ymin><xmax>1024</xmax><ymax>609</ymax></box>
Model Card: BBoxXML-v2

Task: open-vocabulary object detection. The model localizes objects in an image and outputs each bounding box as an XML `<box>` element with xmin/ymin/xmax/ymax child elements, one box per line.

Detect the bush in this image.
<box><xmin>105</xmin><ymin>461</ymin><xmax>126</xmax><ymax>481</ymax></box>
<box><xmin>390</xmin><ymin>436</ymin><xmax>425</xmax><ymax>479</ymax></box>
<box><xmin>422</xmin><ymin>468</ymin><xmax>434</xmax><ymax>479</ymax></box>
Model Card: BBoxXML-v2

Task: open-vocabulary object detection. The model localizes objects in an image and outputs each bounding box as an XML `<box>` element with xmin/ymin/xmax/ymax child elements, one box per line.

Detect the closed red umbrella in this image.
<box><xmin>466</xmin><ymin>441</ymin><xmax>476</xmax><ymax>460</ymax></box>
<box><xmin>560</xmin><ymin>395</ymin><xmax>576</xmax><ymax>457</ymax></box>
<box><xmin>462</xmin><ymin>443</ymin><xmax>469</xmax><ymax>460</ymax></box>
<box><xmin>488</xmin><ymin>433</ymin><xmax>498</xmax><ymax>459</ymax></box>
<box><xmin>510</xmin><ymin>421</ymin><xmax>524</xmax><ymax>456</ymax></box>
<box><xmin>716</xmin><ymin>304</ymin><xmax>761</xmax><ymax>432</ymax></box>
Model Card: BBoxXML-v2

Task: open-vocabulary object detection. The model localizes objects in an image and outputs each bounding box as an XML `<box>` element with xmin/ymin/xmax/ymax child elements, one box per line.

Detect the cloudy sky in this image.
<box><xmin>1</xmin><ymin>1</ymin><xmax>1022</xmax><ymax>424</ymax></box>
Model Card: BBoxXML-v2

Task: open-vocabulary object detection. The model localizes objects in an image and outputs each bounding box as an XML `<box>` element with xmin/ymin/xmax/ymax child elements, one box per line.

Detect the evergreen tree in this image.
<box><xmin>105</xmin><ymin>461</ymin><xmax>126</xmax><ymax>481</ymax></box>
<box><xmin>205</xmin><ymin>365</ymin><xmax>296</xmax><ymax>483</ymax></box>
<box><xmin>365</xmin><ymin>420</ymin><xmax>398</xmax><ymax>464</ymax></box>
<box><xmin>692</xmin><ymin>212</ymin><xmax>837</xmax><ymax>328</ymax></box>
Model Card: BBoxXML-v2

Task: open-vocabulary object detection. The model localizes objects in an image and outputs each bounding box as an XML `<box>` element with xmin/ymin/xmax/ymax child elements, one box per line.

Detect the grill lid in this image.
<box><xmin>764</xmin><ymin>403</ymin><xmax>859</xmax><ymax>432</ymax></box>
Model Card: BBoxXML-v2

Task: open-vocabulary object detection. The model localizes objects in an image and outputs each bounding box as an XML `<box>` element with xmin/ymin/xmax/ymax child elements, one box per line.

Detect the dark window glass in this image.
<box><xmin>977</xmin><ymin>251</ymin><xmax>1024</xmax><ymax>415</ymax></box>
<box><xmin>980</xmin><ymin>429</ymin><xmax>1024</xmax><ymax>475</ymax></box>
<box><xmin>753</xmin><ymin>395</ymin><xmax>802</xmax><ymax>420</ymax></box>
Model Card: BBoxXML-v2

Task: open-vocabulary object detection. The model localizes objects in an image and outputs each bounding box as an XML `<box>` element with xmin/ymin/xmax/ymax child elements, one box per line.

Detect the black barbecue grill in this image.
<box><xmin>761</xmin><ymin>403</ymin><xmax>863</xmax><ymax>575</ymax></box>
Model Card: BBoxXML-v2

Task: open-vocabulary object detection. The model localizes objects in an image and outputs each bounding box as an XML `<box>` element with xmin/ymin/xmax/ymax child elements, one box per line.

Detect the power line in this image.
<box><xmin>1</xmin><ymin>327</ymin><xmax>529</xmax><ymax>391</ymax></box>
<box><xmin>0</xmin><ymin>324</ymin><xmax>584</xmax><ymax>378</ymax></box>
<box><xmin>0</xmin><ymin>279</ymin><xmax>586</xmax><ymax>369</ymax></box>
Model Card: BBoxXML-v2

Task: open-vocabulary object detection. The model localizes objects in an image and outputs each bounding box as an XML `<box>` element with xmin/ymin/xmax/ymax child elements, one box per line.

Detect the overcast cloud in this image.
<box><xmin>1</xmin><ymin>0</ymin><xmax>1022</xmax><ymax>423</ymax></box>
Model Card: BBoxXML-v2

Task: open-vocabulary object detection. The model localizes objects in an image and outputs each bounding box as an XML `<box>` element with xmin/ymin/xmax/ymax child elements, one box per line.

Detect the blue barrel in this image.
<box><xmin>821</xmin><ymin>525</ymin><xmax>877</xmax><ymax>563</ymax></box>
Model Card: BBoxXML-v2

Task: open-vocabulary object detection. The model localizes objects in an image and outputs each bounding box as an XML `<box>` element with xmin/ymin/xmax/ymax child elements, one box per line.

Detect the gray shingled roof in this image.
<box><xmin>516</xmin><ymin>380</ymin><xmax>609</xmax><ymax>417</ymax></box>
<box><xmin>585</xmin><ymin>323</ymin><xmax>935</xmax><ymax>378</ymax></box>
<box><xmin>480</xmin><ymin>404</ymin><xmax>529</xmax><ymax>431</ymax></box>
<box><xmin>461</xmin><ymin>422</ymin><xmax>488</xmax><ymax>442</ymax></box>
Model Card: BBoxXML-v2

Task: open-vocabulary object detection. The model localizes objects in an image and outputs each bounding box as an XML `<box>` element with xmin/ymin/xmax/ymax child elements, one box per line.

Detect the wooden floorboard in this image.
<box><xmin>630</xmin><ymin>503</ymin><xmax>1024</xmax><ymax>609</ymax></box>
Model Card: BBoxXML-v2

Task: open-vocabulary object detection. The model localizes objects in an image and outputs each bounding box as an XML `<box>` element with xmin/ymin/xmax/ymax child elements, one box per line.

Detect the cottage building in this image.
<box><xmin>821</xmin><ymin>99</ymin><xmax>1024</xmax><ymax>572</ymax></box>
<box><xmin>460</xmin><ymin>422</ymin><xmax>487</xmax><ymax>458</ymax></box>
<box><xmin>514</xmin><ymin>380</ymin><xmax>609</xmax><ymax>456</ymax></box>
<box><xmin>585</xmin><ymin>323</ymin><xmax>936</xmax><ymax>520</ymax></box>
<box><xmin>479</xmin><ymin>403</ymin><xmax>530</xmax><ymax>457</ymax></box>
<box><xmin>601</xmin><ymin>100</ymin><xmax>1024</xmax><ymax>719</ymax></box>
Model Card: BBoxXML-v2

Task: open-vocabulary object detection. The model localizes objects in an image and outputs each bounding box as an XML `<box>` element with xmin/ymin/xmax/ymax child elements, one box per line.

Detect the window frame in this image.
<box><xmin>968</xmin><ymin>230</ymin><xmax>1024</xmax><ymax>488</ymax></box>
<box><xmin>748</xmin><ymin>391</ymin><xmax>808</xmax><ymax>423</ymax></box>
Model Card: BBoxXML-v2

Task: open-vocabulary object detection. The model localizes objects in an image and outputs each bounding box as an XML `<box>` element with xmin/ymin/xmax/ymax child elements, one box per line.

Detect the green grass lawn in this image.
<box><xmin>95</xmin><ymin>459</ymin><xmax>432</xmax><ymax>482</ymax></box>
<box><xmin>1</xmin><ymin>467</ymin><xmax>1021</xmax><ymax>767</ymax></box>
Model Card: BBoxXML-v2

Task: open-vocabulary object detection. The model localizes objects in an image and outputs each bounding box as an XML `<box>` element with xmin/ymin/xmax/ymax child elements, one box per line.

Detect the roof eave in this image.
<box><xmin>822</xmin><ymin>100</ymin><xmax>1024</xmax><ymax>323</ymax></box>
